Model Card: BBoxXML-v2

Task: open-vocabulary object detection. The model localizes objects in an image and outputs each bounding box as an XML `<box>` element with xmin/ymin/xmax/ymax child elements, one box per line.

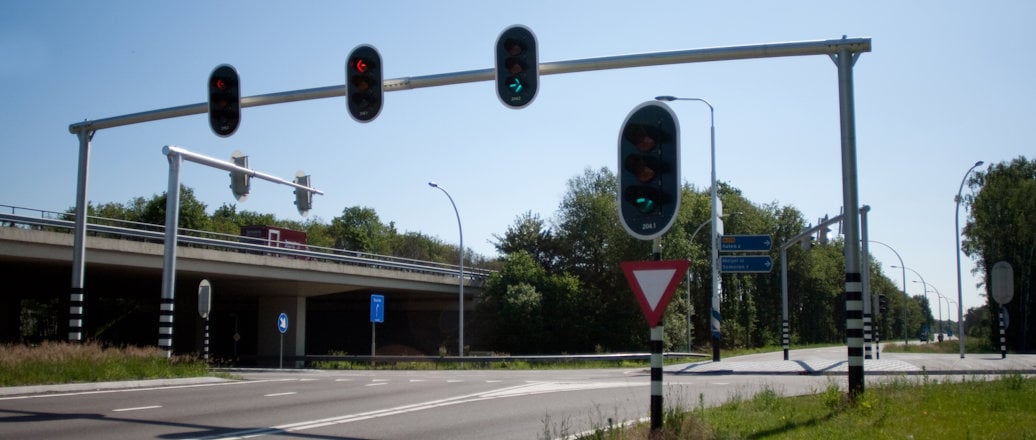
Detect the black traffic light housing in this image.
<box><xmin>495</xmin><ymin>25</ymin><xmax>538</xmax><ymax>109</ymax></box>
<box><xmin>229</xmin><ymin>150</ymin><xmax>250</xmax><ymax>202</ymax></box>
<box><xmin>347</xmin><ymin>45</ymin><xmax>383</xmax><ymax>123</ymax></box>
<box><xmin>294</xmin><ymin>173</ymin><xmax>313</xmax><ymax>215</ymax></box>
<box><xmin>208</xmin><ymin>64</ymin><xmax>241</xmax><ymax>137</ymax></box>
<box><xmin>617</xmin><ymin>101</ymin><xmax>680</xmax><ymax>240</ymax></box>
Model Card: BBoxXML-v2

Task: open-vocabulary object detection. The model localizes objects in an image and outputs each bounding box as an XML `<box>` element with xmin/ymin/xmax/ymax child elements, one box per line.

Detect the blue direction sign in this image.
<box><xmin>720</xmin><ymin>255</ymin><xmax>773</xmax><ymax>273</ymax></box>
<box><xmin>720</xmin><ymin>235</ymin><xmax>772</xmax><ymax>252</ymax></box>
<box><xmin>370</xmin><ymin>294</ymin><xmax>385</xmax><ymax>323</ymax></box>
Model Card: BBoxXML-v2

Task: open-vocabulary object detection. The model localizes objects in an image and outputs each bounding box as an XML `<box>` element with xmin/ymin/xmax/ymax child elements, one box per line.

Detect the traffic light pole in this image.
<box><xmin>158</xmin><ymin>146</ymin><xmax>322</xmax><ymax>356</ymax></box>
<box><xmin>779</xmin><ymin>213</ymin><xmax>845</xmax><ymax>360</ymax></box>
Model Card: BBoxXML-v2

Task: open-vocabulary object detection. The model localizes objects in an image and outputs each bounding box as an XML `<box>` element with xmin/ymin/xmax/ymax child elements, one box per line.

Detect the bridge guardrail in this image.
<box><xmin>0</xmin><ymin>205</ymin><xmax>492</xmax><ymax>282</ymax></box>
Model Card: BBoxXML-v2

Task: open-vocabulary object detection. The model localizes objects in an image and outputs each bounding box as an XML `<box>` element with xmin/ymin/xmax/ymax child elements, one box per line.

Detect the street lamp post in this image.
<box><xmin>955</xmin><ymin>160</ymin><xmax>984</xmax><ymax>358</ymax></box>
<box><xmin>916</xmin><ymin>281</ymin><xmax>943</xmax><ymax>338</ymax></box>
<box><xmin>428</xmin><ymin>182</ymin><xmax>465</xmax><ymax>357</ymax></box>
<box><xmin>894</xmin><ymin>265</ymin><xmax>930</xmax><ymax>342</ymax></box>
<box><xmin>655</xmin><ymin>95</ymin><xmax>722</xmax><ymax>361</ymax></box>
<box><xmin>868</xmin><ymin>240</ymin><xmax>909</xmax><ymax>345</ymax></box>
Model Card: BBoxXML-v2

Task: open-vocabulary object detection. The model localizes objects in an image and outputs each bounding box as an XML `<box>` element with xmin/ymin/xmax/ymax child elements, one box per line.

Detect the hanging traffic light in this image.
<box><xmin>346</xmin><ymin>45</ymin><xmax>383</xmax><ymax>123</ymax></box>
<box><xmin>229</xmin><ymin>150</ymin><xmax>250</xmax><ymax>202</ymax></box>
<box><xmin>208</xmin><ymin>64</ymin><xmax>240</xmax><ymax>137</ymax></box>
<box><xmin>294</xmin><ymin>172</ymin><xmax>313</xmax><ymax>215</ymax></box>
<box><xmin>617</xmin><ymin>102</ymin><xmax>680</xmax><ymax>240</ymax></box>
<box><xmin>495</xmin><ymin>25</ymin><xmax>538</xmax><ymax>109</ymax></box>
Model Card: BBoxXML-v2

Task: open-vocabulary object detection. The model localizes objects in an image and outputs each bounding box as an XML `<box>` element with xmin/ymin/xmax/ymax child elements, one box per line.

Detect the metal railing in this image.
<box><xmin>0</xmin><ymin>205</ymin><xmax>491</xmax><ymax>282</ymax></box>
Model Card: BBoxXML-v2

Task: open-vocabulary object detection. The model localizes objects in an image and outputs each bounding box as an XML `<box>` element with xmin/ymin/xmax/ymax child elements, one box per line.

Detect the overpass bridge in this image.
<box><xmin>0</xmin><ymin>207</ymin><xmax>488</xmax><ymax>363</ymax></box>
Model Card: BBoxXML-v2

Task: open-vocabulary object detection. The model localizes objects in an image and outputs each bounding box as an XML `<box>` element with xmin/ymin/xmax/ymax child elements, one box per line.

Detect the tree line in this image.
<box><xmin>67</xmin><ymin>159</ymin><xmax>1036</xmax><ymax>354</ymax></box>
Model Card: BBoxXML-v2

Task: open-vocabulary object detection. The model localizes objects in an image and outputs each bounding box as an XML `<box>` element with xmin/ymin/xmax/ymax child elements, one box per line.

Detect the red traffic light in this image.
<box><xmin>346</xmin><ymin>45</ymin><xmax>383</xmax><ymax>123</ymax></box>
<box><xmin>208</xmin><ymin>64</ymin><xmax>240</xmax><ymax>137</ymax></box>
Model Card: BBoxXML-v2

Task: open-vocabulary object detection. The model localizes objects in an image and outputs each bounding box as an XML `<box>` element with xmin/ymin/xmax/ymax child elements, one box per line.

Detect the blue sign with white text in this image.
<box><xmin>720</xmin><ymin>235</ymin><xmax>773</xmax><ymax>252</ymax></box>
<box><xmin>720</xmin><ymin>255</ymin><xmax>773</xmax><ymax>273</ymax></box>
<box><xmin>370</xmin><ymin>294</ymin><xmax>385</xmax><ymax>323</ymax></box>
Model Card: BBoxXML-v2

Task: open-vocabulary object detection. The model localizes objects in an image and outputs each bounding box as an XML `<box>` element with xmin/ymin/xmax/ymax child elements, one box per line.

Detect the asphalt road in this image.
<box><xmin>0</xmin><ymin>367</ymin><xmax>838</xmax><ymax>439</ymax></box>
<box><xmin>4</xmin><ymin>346</ymin><xmax>1032</xmax><ymax>439</ymax></box>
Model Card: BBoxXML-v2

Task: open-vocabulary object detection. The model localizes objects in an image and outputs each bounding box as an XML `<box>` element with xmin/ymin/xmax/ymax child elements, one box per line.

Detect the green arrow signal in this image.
<box><xmin>508</xmin><ymin>77</ymin><xmax>523</xmax><ymax>94</ymax></box>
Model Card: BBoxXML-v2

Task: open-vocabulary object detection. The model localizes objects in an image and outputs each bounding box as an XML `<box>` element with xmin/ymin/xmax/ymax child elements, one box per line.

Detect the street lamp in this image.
<box><xmin>915</xmin><ymin>281</ymin><xmax>943</xmax><ymax>338</ymax></box>
<box><xmin>655</xmin><ymin>95</ymin><xmax>722</xmax><ymax>361</ymax></box>
<box><xmin>868</xmin><ymin>240</ymin><xmax>909</xmax><ymax>345</ymax></box>
<box><xmin>893</xmin><ymin>265</ymin><xmax>930</xmax><ymax>342</ymax></box>
<box><xmin>428</xmin><ymin>182</ymin><xmax>465</xmax><ymax>357</ymax></box>
<box><xmin>955</xmin><ymin>160</ymin><xmax>983</xmax><ymax>358</ymax></box>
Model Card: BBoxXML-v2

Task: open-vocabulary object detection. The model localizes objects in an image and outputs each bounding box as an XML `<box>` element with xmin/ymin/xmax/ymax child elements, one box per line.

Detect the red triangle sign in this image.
<box><xmin>621</xmin><ymin>260</ymin><xmax>691</xmax><ymax>327</ymax></box>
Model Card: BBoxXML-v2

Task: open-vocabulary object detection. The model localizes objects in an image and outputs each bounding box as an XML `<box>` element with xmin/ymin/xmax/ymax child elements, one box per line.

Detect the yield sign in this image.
<box><xmin>621</xmin><ymin>260</ymin><xmax>690</xmax><ymax>327</ymax></box>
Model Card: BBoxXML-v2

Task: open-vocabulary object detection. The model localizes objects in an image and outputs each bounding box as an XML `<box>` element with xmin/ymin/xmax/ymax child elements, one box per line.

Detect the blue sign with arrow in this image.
<box><xmin>720</xmin><ymin>255</ymin><xmax>773</xmax><ymax>273</ymax></box>
<box><xmin>720</xmin><ymin>234</ymin><xmax>773</xmax><ymax>252</ymax></box>
<box><xmin>370</xmin><ymin>294</ymin><xmax>385</xmax><ymax>323</ymax></box>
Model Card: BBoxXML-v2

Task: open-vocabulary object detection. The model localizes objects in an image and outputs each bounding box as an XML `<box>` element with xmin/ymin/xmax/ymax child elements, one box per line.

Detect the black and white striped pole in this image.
<box><xmin>999</xmin><ymin>307</ymin><xmax>1007</xmax><ymax>359</ymax></box>
<box><xmin>198</xmin><ymin>280</ymin><xmax>212</xmax><ymax>361</ymax></box>
<box><xmin>991</xmin><ymin>261</ymin><xmax>1014</xmax><ymax>360</ymax></box>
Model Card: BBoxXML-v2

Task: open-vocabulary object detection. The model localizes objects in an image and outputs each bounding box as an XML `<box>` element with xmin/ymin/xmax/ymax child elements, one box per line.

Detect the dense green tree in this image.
<box><xmin>963</xmin><ymin>156</ymin><xmax>1036</xmax><ymax>352</ymax></box>
<box><xmin>492</xmin><ymin>211</ymin><xmax>561</xmax><ymax>271</ymax></box>
<box><xmin>330</xmin><ymin>206</ymin><xmax>393</xmax><ymax>254</ymax></box>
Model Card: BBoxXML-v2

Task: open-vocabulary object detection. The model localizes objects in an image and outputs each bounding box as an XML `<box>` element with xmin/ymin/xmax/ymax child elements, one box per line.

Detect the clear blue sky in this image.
<box><xmin>2</xmin><ymin>1</ymin><xmax>1031</xmax><ymax>317</ymax></box>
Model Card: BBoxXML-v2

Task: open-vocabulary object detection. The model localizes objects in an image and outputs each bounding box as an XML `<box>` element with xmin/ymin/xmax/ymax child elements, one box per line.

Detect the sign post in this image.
<box><xmin>197</xmin><ymin>280</ymin><xmax>212</xmax><ymax>361</ymax></box>
<box><xmin>991</xmin><ymin>261</ymin><xmax>1014</xmax><ymax>359</ymax></box>
<box><xmin>370</xmin><ymin>294</ymin><xmax>385</xmax><ymax>360</ymax></box>
<box><xmin>621</xmin><ymin>259</ymin><xmax>690</xmax><ymax>434</ymax></box>
<box><xmin>277</xmin><ymin>312</ymin><xmax>288</xmax><ymax>368</ymax></box>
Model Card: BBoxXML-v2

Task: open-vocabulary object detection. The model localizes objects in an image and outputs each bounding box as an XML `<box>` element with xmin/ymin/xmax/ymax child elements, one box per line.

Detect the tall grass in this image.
<box><xmin>0</xmin><ymin>341</ymin><xmax>208</xmax><ymax>386</ymax></box>
<box><xmin>580</xmin><ymin>374</ymin><xmax>1036</xmax><ymax>439</ymax></box>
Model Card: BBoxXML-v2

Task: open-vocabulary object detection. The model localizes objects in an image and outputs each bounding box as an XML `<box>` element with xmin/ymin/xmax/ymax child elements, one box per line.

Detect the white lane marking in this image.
<box><xmin>446</xmin><ymin>379</ymin><xmax>464</xmax><ymax>383</ymax></box>
<box><xmin>0</xmin><ymin>378</ymin><xmax>295</xmax><ymax>401</ymax></box>
<box><xmin>191</xmin><ymin>381</ymin><xmax>641</xmax><ymax>439</ymax></box>
<box><xmin>364</xmin><ymin>383</ymin><xmax>387</xmax><ymax>387</ymax></box>
<box><xmin>408</xmin><ymin>379</ymin><xmax>425</xmax><ymax>383</ymax></box>
<box><xmin>264</xmin><ymin>392</ymin><xmax>297</xmax><ymax>397</ymax></box>
<box><xmin>334</xmin><ymin>378</ymin><xmax>353</xmax><ymax>382</ymax></box>
<box><xmin>113</xmin><ymin>405</ymin><xmax>162</xmax><ymax>412</ymax></box>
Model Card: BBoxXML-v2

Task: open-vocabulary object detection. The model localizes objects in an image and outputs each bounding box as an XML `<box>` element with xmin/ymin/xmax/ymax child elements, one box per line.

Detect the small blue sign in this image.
<box><xmin>370</xmin><ymin>294</ymin><xmax>385</xmax><ymax>323</ymax></box>
<box><xmin>720</xmin><ymin>255</ymin><xmax>773</xmax><ymax>273</ymax></box>
<box><xmin>277</xmin><ymin>312</ymin><xmax>289</xmax><ymax>334</ymax></box>
<box><xmin>720</xmin><ymin>235</ymin><xmax>772</xmax><ymax>252</ymax></box>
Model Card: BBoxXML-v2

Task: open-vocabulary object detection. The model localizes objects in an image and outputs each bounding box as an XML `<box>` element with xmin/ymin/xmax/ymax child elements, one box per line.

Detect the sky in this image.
<box><xmin>2</xmin><ymin>1</ymin><xmax>1032</xmax><ymax>320</ymax></box>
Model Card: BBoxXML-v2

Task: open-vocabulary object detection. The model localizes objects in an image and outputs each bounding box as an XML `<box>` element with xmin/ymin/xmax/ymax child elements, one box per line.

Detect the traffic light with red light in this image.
<box><xmin>347</xmin><ymin>45</ymin><xmax>383</xmax><ymax>123</ymax></box>
<box><xmin>208</xmin><ymin>64</ymin><xmax>240</xmax><ymax>137</ymax></box>
<box><xmin>617</xmin><ymin>102</ymin><xmax>681</xmax><ymax>240</ymax></box>
<box><xmin>495</xmin><ymin>25</ymin><xmax>538</xmax><ymax>109</ymax></box>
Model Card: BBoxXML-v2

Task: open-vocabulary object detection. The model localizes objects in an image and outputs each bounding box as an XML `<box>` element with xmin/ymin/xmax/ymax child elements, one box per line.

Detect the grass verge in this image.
<box><xmin>0</xmin><ymin>341</ymin><xmax>209</xmax><ymax>386</ymax></box>
<box><xmin>576</xmin><ymin>374</ymin><xmax>1036</xmax><ymax>439</ymax></box>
